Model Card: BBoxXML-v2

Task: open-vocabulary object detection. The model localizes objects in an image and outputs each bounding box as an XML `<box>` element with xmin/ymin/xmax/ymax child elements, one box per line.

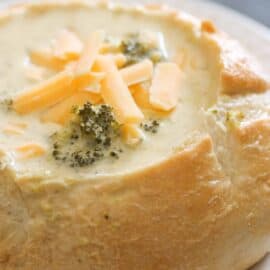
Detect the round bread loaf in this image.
<box><xmin>0</xmin><ymin>1</ymin><xmax>269</xmax><ymax>270</ymax></box>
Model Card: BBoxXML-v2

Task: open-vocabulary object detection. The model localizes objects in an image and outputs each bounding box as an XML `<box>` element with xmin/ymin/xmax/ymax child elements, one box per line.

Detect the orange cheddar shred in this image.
<box><xmin>121</xmin><ymin>59</ymin><xmax>153</xmax><ymax>86</ymax></box>
<box><xmin>30</xmin><ymin>48</ymin><xmax>67</xmax><ymax>71</ymax></box>
<box><xmin>72</xmin><ymin>72</ymin><xmax>105</xmax><ymax>92</ymax></box>
<box><xmin>30</xmin><ymin>30</ymin><xmax>82</xmax><ymax>71</ymax></box>
<box><xmin>130</xmin><ymin>84</ymin><xmax>152</xmax><ymax>110</ymax></box>
<box><xmin>112</xmin><ymin>53</ymin><xmax>127</xmax><ymax>68</ymax></box>
<box><xmin>41</xmin><ymin>91</ymin><xmax>102</xmax><ymax>125</ymax></box>
<box><xmin>16</xmin><ymin>143</ymin><xmax>46</xmax><ymax>159</ymax></box>
<box><xmin>96</xmin><ymin>56</ymin><xmax>144</xmax><ymax>124</ymax></box>
<box><xmin>3</xmin><ymin>124</ymin><xmax>25</xmax><ymax>135</ymax></box>
<box><xmin>3</xmin><ymin>122</ymin><xmax>27</xmax><ymax>134</ymax></box>
<box><xmin>13</xmin><ymin>71</ymin><xmax>74</xmax><ymax>114</ymax></box>
<box><xmin>149</xmin><ymin>63</ymin><xmax>182</xmax><ymax>111</ymax></box>
<box><xmin>100</xmin><ymin>42</ymin><xmax>121</xmax><ymax>54</ymax></box>
<box><xmin>74</xmin><ymin>30</ymin><xmax>105</xmax><ymax>75</ymax></box>
<box><xmin>121</xmin><ymin>124</ymin><xmax>145</xmax><ymax>146</ymax></box>
<box><xmin>52</xmin><ymin>29</ymin><xmax>83</xmax><ymax>60</ymax></box>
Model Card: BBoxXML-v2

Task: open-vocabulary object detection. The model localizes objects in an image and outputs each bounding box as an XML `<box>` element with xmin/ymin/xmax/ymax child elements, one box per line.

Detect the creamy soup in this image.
<box><xmin>0</xmin><ymin>4</ymin><xmax>218</xmax><ymax>180</ymax></box>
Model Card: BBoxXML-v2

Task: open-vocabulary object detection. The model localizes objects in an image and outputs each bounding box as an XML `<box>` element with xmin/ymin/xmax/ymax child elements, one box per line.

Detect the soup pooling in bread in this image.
<box><xmin>0</xmin><ymin>2</ymin><xmax>269</xmax><ymax>270</ymax></box>
<box><xmin>0</xmin><ymin>5</ymin><xmax>216</xmax><ymax>178</ymax></box>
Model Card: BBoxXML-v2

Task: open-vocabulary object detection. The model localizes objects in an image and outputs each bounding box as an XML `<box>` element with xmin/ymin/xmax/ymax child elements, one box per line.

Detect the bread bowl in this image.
<box><xmin>0</xmin><ymin>1</ymin><xmax>269</xmax><ymax>269</ymax></box>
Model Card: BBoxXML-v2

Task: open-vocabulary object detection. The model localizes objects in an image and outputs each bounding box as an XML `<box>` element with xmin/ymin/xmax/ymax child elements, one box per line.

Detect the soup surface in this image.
<box><xmin>0</xmin><ymin>4</ymin><xmax>217</xmax><ymax>179</ymax></box>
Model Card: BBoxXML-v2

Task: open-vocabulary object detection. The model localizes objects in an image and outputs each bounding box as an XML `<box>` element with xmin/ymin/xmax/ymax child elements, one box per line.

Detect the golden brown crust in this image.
<box><xmin>0</xmin><ymin>1</ymin><xmax>270</xmax><ymax>270</ymax></box>
<box><xmin>217</xmin><ymin>36</ymin><xmax>268</xmax><ymax>95</ymax></box>
<box><xmin>201</xmin><ymin>29</ymin><xmax>269</xmax><ymax>95</ymax></box>
<box><xmin>2</xmin><ymin>134</ymin><xmax>270</xmax><ymax>270</ymax></box>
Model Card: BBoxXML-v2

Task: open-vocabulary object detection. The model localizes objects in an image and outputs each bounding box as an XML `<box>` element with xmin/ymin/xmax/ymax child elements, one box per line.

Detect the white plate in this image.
<box><xmin>0</xmin><ymin>0</ymin><xmax>270</xmax><ymax>269</ymax></box>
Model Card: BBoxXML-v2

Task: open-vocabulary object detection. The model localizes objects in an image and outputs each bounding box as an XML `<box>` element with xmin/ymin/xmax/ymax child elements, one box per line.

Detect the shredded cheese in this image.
<box><xmin>3</xmin><ymin>126</ymin><xmax>24</xmax><ymax>135</ymax></box>
<box><xmin>121</xmin><ymin>59</ymin><xmax>153</xmax><ymax>86</ymax></box>
<box><xmin>16</xmin><ymin>143</ymin><xmax>46</xmax><ymax>159</ymax></box>
<box><xmin>149</xmin><ymin>63</ymin><xmax>182</xmax><ymax>111</ymax></box>
<box><xmin>121</xmin><ymin>124</ymin><xmax>145</xmax><ymax>146</ymax></box>
<box><xmin>74</xmin><ymin>30</ymin><xmax>105</xmax><ymax>76</ymax></box>
<box><xmin>14</xmin><ymin>71</ymin><xmax>74</xmax><ymax>114</ymax></box>
<box><xmin>112</xmin><ymin>53</ymin><xmax>127</xmax><ymax>68</ymax></box>
<box><xmin>96</xmin><ymin>56</ymin><xmax>144</xmax><ymax>124</ymax></box>
<box><xmin>30</xmin><ymin>48</ymin><xmax>67</xmax><ymax>71</ymax></box>
<box><xmin>131</xmin><ymin>84</ymin><xmax>152</xmax><ymax>110</ymax></box>
<box><xmin>2</xmin><ymin>122</ymin><xmax>27</xmax><ymax>135</ymax></box>
<box><xmin>16</xmin><ymin>29</ymin><xmax>180</xmax><ymax>147</ymax></box>
<box><xmin>72</xmin><ymin>72</ymin><xmax>105</xmax><ymax>93</ymax></box>
<box><xmin>30</xmin><ymin>30</ymin><xmax>82</xmax><ymax>71</ymax></box>
<box><xmin>52</xmin><ymin>29</ymin><xmax>83</xmax><ymax>60</ymax></box>
<box><xmin>100</xmin><ymin>42</ymin><xmax>121</xmax><ymax>54</ymax></box>
<box><xmin>41</xmin><ymin>91</ymin><xmax>102</xmax><ymax>125</ymax></box>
